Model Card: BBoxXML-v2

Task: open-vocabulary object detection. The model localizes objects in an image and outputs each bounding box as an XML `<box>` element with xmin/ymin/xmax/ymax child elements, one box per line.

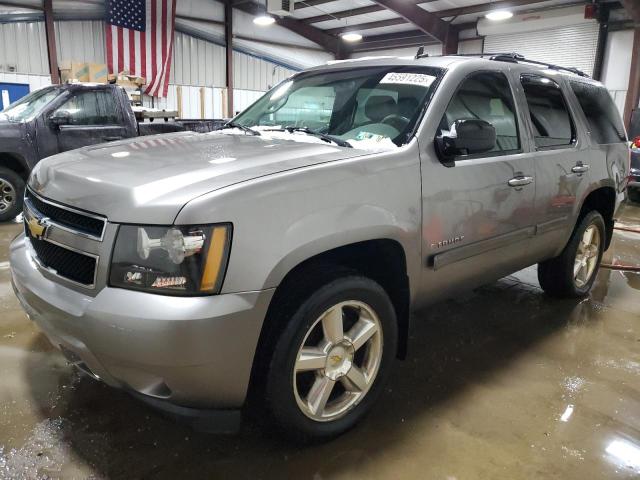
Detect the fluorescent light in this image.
<box><xmin>485</xmin><ymin>10</ymin><xmax>513</xmax><ymax>21</ymax></box>
<box><xmin>341</xmin><ymin>32</ymin><xmax>363</xmax><ymax>42</ymax></box>
<box><xmin>253</xmin><ymin>15</ymin><xmax>276</xmax><ymax>26</ymax></box>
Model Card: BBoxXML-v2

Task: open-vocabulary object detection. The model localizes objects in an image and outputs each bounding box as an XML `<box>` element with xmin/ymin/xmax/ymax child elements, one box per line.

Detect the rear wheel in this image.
<box><xmin>538</xmin><ymin>210</ymin><xmax>605</xmax><ymax>297</ymax></box>
<box><xmin>0</xmin><ymin>167</ymin><xmax>24</xmax><ymax>222</ymax></box>
<box><xmin>264</xmin><ymin>274</ymin><xmax>397</xmax><ymax>441</ymax></box>
<box><xmin>628</xmin><ymin>188</ymin><xmax>640</xmax><ymax>204</ymax></box>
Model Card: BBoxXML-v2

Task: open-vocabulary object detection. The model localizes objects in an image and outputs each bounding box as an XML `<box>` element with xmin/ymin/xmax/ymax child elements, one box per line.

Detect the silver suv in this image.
<box><xmin>10</xmin><ymin>54</ymin><xmax>629</xmax><ymax>440</ymax></box>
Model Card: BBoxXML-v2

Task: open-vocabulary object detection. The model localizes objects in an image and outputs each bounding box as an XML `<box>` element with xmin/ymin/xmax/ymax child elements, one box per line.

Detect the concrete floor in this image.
<box><xmin>1</xmin><ymin>204</ymin><xmax>639</xmax><ymax>480</ymax></box>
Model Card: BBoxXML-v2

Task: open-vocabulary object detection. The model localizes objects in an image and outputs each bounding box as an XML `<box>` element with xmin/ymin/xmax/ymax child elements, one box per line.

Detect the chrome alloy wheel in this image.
<box><xmin>0</xmin><ymin>177</ymin><xmax>16</xmax><ymax>213</ymax></box>
<box><xmin>293</xmin><ymin>301</ymin><xmax>383</xmax><ymax>422</ymax></box>
<box><xmin>574</xmin><ymin>224</ymin><xmax>601</xmax><ymax>288</ymax></box>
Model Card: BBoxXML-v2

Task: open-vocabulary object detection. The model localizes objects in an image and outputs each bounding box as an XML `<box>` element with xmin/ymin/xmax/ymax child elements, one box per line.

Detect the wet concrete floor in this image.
<box><xmin>1</xmin><ymin>203</ymin><xmax>639</xmax><ymax>479</ymax></box>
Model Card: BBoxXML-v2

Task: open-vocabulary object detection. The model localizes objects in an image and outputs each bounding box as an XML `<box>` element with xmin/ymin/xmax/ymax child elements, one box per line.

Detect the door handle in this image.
<box><xmin>104</xmin><ymin>136</ymin><xmax>123</xmax><ymax>142</ymax></box>
<box><xmin>572</xmin><ymin>164</ymin><xmax>590</xmax><ymax>174</ymax></box>
<box><xmin>508</xmin><ymin>176</ymin><xmax>534</xmax><ymax>187</ymax></box>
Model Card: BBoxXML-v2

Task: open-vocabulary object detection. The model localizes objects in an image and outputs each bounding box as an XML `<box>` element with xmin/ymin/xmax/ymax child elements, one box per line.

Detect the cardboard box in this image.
<box><xmin>108</xmin><ymin>71</ymin><xmax>146</xmax><ymax>90</ymax></box>
<box><xmin>59</xmin><ymin>61</ymin><xmax>90</xmax><ymax>83</ymax></box>
<box><xmin>89</xmin><ymin>63</ymin><xmax>108</xmax><ymax>83</ymax></box>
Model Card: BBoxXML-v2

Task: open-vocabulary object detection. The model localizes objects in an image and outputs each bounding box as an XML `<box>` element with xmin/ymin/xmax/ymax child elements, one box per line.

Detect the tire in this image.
<box><xmin>263</xmin><ymin>273</ymin><xmax>397</xmax><ymax>442</ymax></box>
<box><xmin>0</xmin><ymin>167</ymin><xmax>24</xmax><ymax>222</ymax></box>
<box><xmin>628</xmin><ymin>188</ymin><xmax>640</xmax><ymax>204</ymax></box>
<box><xmin>538</xmin><ymin>210</ymin><xmax>606</xmax><ymax>298</ymax></box>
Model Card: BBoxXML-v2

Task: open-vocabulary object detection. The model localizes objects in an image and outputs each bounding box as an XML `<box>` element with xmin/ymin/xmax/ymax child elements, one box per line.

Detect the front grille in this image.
<box><xmin>28</xmin><ymin>235</ymin><xmax>97</xmax><ymax>286</ymax></box>
<box><xmin>25</xmin><ymin>189</ymin><xmax>105</xmax><ymax>238</ymax></box>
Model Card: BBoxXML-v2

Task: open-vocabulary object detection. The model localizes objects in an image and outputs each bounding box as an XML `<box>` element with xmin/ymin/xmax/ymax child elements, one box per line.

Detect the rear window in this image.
<box><xmin>521</xmin><ymin>75</ymin><xmax>575</xmax><ymax>149</ymax></box>
<box><xmin>569</xmin><ymin>81</ymin><xmax>626</xmax><ymax>144</ymax></box>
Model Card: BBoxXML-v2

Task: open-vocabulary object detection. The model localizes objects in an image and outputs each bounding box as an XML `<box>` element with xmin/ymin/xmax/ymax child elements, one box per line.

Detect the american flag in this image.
<box><xmin>105</xmin><ymin>0</ymin><xmax>176</xmax><ymax>97</ymax></box>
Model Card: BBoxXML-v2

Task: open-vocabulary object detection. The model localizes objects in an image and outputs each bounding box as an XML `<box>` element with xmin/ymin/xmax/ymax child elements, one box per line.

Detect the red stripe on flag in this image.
<box><xmin>163</xmin><ymin>0</ymin><xmax>176</xmax><ymax>97</ymax></box>
<box><xmin>140</xmin><ymin>28</ymin><xmax>146</xmax><ymax>80</ymax></box>
<box><xmin>149</xmin><ymin>0</ymin><xmax>157</xmax><ymax>96</ymax></box>
<box><xmin>117</xmin><ymin>27</ymin><xmax>124</xmax><ymax>74</ymax></box>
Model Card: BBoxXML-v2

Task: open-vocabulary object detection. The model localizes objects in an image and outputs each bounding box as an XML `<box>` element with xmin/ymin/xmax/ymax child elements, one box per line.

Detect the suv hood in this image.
<box><xmin>29</xmin><ymin>131</ymin><xmax>372</xmax><ymax>224</ymax></box>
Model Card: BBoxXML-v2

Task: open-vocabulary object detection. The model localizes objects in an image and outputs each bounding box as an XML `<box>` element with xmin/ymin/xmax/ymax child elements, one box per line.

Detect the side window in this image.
<box><xmin>520</xmin><ymin>75</ymin><xmax>575</xmax><ymax>149</ymax></box>
<box><xmin>54</xmin><ymin>90</ymin><xmax>120</xmax><ymax>126</ymax></box>
<box><xmin>569</xmin><ymin>81</ymin><xmax>626</xmax><ymax>144</ymax></box>
<box><xmin>440</xmin><ymin>71</ymin><xmax>520</xmax><ymax>154</ymax></box>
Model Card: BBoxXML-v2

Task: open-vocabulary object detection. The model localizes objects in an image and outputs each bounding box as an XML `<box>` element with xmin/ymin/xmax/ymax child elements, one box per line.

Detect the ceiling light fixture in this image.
<box><xmin>253</xmin><ymin>15</ymin><xmax>276</xmax><ymax>26</ymax></box>
<box><xmin>485</xmin><ymin>10</ymin><xmax>513</xmax><ymax>20</ymax></box>
<box><xmin>341</xmin><ymin>32</ymin><xmax>362</xmax><ymax>42</ymax></box>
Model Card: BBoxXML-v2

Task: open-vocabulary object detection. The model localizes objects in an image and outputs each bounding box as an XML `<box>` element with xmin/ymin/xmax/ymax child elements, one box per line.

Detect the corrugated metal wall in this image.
<box><xmin>171</xmin><ymin>31</ymin><xmax>226</xmax><ymax>87</ymax></box>
<box><xmin>55</xmin><ymin>20</ymin><xmax>106</xmax><ymax>65</ymax></box>
<box><xmin>233</xmin><ymin>51</ymin><xmax>296</xmax><ymax>91</ymax></box>
<box><xmin>0</xmin><ymin>22</ymin><xmax>48</xmax><ymax>74</ymax></box>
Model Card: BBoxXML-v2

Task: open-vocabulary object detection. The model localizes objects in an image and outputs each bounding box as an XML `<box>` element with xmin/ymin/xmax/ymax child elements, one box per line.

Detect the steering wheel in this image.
<box><xmin>381</xmin><ymin>114</ymin><xmax>410</xmax><ymax>131</ymax></box>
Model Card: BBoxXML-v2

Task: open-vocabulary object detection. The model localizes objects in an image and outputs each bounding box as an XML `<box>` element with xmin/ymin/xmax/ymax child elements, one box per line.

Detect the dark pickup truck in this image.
<box><xmin>0</xmin><ymin>83</ymin><xmax>222</xmax><ymax>221</ymax></box>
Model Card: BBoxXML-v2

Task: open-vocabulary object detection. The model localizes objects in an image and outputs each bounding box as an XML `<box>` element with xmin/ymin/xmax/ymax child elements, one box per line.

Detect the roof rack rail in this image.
<box><xmin>441</xmin><ymin>52</ymin><xmax>590</xmax><ymax>78</ymax></box>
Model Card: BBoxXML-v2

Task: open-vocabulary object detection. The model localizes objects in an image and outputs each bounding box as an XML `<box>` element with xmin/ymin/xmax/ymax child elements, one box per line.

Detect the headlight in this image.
<box><xmin>109</xmin><ymin>224</ymin><xmax>232</xmax><ymax>295</ymax></box>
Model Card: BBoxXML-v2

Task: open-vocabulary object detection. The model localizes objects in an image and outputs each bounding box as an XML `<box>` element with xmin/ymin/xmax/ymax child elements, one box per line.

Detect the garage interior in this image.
<box><xmin>1</xmin><ymin>0</ymin><xmax>640</xmax><ymax>478</ymax></box>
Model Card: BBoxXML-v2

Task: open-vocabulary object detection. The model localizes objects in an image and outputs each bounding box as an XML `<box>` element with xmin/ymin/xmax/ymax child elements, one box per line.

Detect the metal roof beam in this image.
<box><xmin>370</xmin><ymin>0</ymin><xmax>450</xmax><ymax>42</ymax></box>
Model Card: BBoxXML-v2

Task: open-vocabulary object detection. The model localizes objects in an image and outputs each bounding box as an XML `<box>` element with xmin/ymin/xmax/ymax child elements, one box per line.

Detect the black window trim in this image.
<box><xmin>519</xmin><ymin>73</ymin><xmax>578</xmax><ymax>152</ymax></box>
<box><xmin>437</xmin><ymin>69</ymin><xmax>524</xmax><ymax>163</ymax></box>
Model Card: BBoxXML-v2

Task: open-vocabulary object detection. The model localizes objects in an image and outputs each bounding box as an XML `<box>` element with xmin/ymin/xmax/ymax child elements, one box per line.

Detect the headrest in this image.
<box><xmin>365</xmin><ymin>95</ymin><xmax>396</xmax><ymax>123</ymax></box>
<box><xmin>398</xmin><ymin>97</ymin><xmax>419</xmax><ymax>117</ymax></box>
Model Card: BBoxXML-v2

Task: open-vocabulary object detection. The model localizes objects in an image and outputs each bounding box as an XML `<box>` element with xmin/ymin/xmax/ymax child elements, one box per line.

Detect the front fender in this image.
<box><xmin>175</xmin><ymin>144</ymin><xmax>423</xmax><ymax>295</ymax></box>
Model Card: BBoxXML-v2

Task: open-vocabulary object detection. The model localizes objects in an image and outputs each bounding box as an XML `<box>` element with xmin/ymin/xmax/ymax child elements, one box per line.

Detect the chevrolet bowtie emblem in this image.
<box><xmin>330</xmin><ymin>355</ymin><xmax>342</xmax><ymax>364</ymax></box>
<box><xmin>26</xmin><ymin>212</ymin><xmax>48</xmax><ymax>240</ymax></box>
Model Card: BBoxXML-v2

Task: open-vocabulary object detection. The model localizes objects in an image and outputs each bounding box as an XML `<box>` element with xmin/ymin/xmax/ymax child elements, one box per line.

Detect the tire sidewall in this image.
<box><xmin>0</xmin><ymin>168</ymin><xmax>24</xmax><ymax>222</ymax></box>
<box><xmin>266</xmin><ymin>276</ymin><xmax>397</xmax><ymax>440</ymax></box>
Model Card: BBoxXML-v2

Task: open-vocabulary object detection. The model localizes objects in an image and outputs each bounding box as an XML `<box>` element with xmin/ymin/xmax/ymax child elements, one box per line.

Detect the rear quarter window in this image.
<box><xmin>569</xmin><ymin>81</ymin><xmax>626</xmax><ymax>144</ymax></box>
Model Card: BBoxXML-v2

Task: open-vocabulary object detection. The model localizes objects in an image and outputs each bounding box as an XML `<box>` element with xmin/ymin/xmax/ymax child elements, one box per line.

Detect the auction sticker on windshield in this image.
<box><xmin>380</xmin><ymin>72</ymin><xmax>436</xmax><ymax>87</ymax></box>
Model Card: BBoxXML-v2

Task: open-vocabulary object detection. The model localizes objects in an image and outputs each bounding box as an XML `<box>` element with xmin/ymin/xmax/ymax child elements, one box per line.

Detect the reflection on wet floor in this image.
<box><xmin>1</xmin><ymin>203</ymin><xmax>639</xmax><ymax>479</ymax></box>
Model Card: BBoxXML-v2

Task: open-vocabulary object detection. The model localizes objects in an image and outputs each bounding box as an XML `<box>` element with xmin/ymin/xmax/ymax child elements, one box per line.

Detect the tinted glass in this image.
<box><xmin>521</xmin><ymin>75</ymin><xmax>574</xmax><ymax>148</ymax></box>
<box><xmin>439</xmin><ymin>71</ymin><xmax>520</xmax><ymax>153</ymax></box>
<box><xmin>54</xmin><ymin>90</ymin><xmax>120</xmax><ymax>125</ymax></box>
<box><xmin>234</xmin><ymin>66</ymin><xmax>443</xmax><ymax>148</ymax></box>
<box><xmin>570</xmin><ymin>81</ymin><xmax>626</xmax><ymax>144</ymax></box>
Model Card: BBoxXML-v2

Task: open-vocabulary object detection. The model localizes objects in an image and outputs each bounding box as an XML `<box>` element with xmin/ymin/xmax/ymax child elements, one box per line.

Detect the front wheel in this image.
<box><xmin>0</xmin><ymin>167</ymin><xmax>24</xmax><ymax>222</ymax></box>
<box><xmin>264</xmin><ymin>275</ymin><xmax>397</xmax><ymax>441</ymax></box>
<box><xmin>538</xmin><ymin>210</ymin><xmax>605</xmax><ymax>297</ymax></box>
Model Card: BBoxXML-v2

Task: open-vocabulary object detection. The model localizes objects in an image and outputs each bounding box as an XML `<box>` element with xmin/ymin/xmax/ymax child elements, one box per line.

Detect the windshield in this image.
<box><xmin>233</xmin><ymin>65</ymin><xmax>443</xmax><ymax>149</ymax></box>
<box><xmin>1</xmin><ymin>87</ymin><xmax>60</xmax><ymax>122</ymax></box>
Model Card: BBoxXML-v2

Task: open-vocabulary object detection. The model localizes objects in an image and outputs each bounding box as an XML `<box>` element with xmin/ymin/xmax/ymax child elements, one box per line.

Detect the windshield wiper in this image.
<box><xmin>284</xmin><ymin>126</ymin><xmax>352</xmax><ymax>148</ymax></box>
<box><xmin>221</xmin><ymin>121</ymin><xmax>261</xmax><ymax>136</ymax></box>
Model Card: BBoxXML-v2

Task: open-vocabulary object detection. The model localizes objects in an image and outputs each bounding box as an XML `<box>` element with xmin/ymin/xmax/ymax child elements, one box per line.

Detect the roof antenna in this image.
<box><xmin>415</xmin><ymin>46</ymin><xmax>428</xmax><ymax>59</ymax></box>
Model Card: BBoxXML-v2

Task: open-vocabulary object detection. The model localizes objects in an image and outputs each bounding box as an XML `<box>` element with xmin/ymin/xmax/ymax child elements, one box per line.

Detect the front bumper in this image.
<box><xmin>10</xmin><ymin>233</ymin><xmax>274</xmax><ymax>410</ymax></box>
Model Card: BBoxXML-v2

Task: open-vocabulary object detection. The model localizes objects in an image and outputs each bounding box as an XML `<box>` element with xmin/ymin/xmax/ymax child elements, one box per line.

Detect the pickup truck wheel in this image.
<box><xmin>0</xmin><ymin>168</ymin><xmax>24</xmax><ymax>222</ymax></box>
<box><xmin>628</xmin><ymin>188</ymin><xmax>640</xmax><ymax>204</ymax></box>
<box><xmin>538</xmin><ymin>211</ymin><xmax>605</xmax><ymax>298</ymax></box>
<box><xmin>264</xmin><ymin>275</ymin><xmax>397</xmax><ymax>441</ymax></box>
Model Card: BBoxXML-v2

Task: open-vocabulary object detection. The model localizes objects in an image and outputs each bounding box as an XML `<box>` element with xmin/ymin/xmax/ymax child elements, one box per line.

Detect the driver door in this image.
<box><xmin>418</xmin><ymin>70</ymin><xmax>537</xmax><ymax>305</ymax></box>
<box><xmin>51</xmin><ymin>89</ymin><xmax>127</xmax><ymax>153</ymax></box>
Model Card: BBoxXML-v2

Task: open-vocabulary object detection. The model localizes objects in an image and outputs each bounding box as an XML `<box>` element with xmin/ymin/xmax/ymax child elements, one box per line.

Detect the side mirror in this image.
<box><xmin>49</xmin><ymin>110</ymin><xmax>71</xmax><ymax>127</ymax></box>
<box><xmin>436</xmin><ymin>119</ymin><xmax>496</xmax><ymax>162</ymax></box>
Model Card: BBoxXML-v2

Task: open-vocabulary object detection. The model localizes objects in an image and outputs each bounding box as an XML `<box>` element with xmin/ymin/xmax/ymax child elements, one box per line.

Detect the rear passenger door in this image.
<box><xmin>419</xmin><ymin>71</ymin><xmax>537</xmax><ymax>304</ymax></box>
<box><xmin>518</xmin><ymin>74</ymin><xmax>591</xmax><ymax>260</ymax></box>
